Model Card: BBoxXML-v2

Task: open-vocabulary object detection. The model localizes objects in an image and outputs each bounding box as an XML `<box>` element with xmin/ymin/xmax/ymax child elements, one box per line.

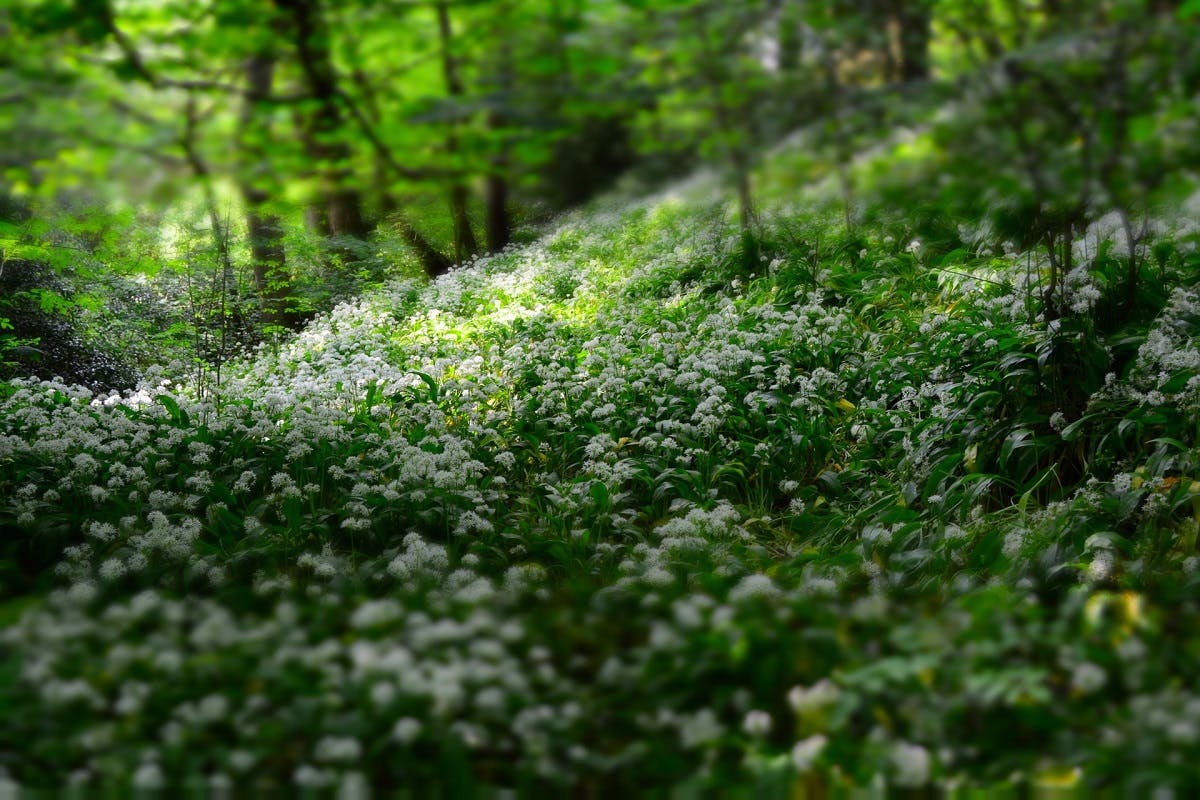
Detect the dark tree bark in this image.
<box><xmin>274</xmin><ymin>0</ymin><xmax>369</xmax><ymax>241</ymax></box>
<box><xmin>484</xmin><ymin>29</ymin><xmax>514</xmax><ymax>253</ymax></box>
<box><xmin>894</xmin><ymin>0</ymin><xmax>931</xmax><ymax>82</ymax></box>
<box><xmin>397</xmin><ymin>217</ymin><xmax>453</xmax><ymax>277</ymax></box>
<box><xmin>484</xmin><ymin>165</ymin><xmax>510</xmax><ymax>253</ymax></box>
<box><xmin>275</xmin><ymin>0</ymin><xmax>454</xmax><ymax>278</ymax></box>
<box><xmin>238</xmin><ymin>50</ymin><xmax>292</xmax><ymax>326</ymax></box>
<box><xmin>436</xmin><ymin>0</ymin><xmax>478</xmax><ymax>264</ymax></box>
<box><xmin>775</xmin><ymin>0</ymin><xmax>804</xmax><ymax>73</ymax></box>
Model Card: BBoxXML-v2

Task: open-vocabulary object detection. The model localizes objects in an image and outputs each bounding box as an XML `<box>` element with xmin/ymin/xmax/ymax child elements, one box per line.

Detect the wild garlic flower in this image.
<box><xmin>791</xmin><ymin>735</ymin><xmax>828</xmax><ymax>771</ymax></box>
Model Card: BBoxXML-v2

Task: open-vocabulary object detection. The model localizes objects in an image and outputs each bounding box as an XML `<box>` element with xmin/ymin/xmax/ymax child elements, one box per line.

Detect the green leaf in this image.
<box><xmin>999</xmin><ymin>429</ymin><xmax>1033</xmax><ymax>467</ymax></box>
<box><xmin>1059</xmin><ymin>415</ymin><xmax>1096</xmax><ymax>442</ymax></box>
<box><xmin>1129</xmin><ymin>114</ymin><xmax>1157</xmax><ymax>145</ymax></box>
<box><xmin>408</xmin><ymin>371</ymin><xmax>439</xmax><ymax>403</ymax></box>
<box><xmin>157</xmin><ymin>394</ymin><xmax>189</xmax><ymax>426</ymax></box>
<box><xmin>589</xmin><ymin>480</ymin><xmax>610</xmax><ymax>509</ymax></box>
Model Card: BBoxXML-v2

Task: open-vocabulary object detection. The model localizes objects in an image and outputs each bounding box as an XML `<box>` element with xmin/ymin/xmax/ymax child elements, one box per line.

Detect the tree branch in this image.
<box><xmin>333</xmin><ymin>87</ymin><xmax>461</xmax><ymax>182</ymax></box>
<box><xmin>95</xmin><ymin>5</ymin><xmax>306</xmax><ymax>102</ymax></box>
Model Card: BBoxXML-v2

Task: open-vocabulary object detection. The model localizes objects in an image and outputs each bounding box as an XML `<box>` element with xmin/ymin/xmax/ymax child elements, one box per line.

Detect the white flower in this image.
<box><xmin>1087</xmin><ymin>550</ymin><xmax>1116</xmax><ymax>584</ymax></box>
<box><xmin>314</xmin><ymin>736</ymin><xmax>362</xmax><ymax>764</ymax></box>
<box><xmin>370</xmin><ymin>682</ymin><xmax>397</xmax><ymax>707</ymax></box>
<box><xmin>728</xmin><ymin>574</ymin><xmax>780</xmax><ymax>602</ymax></box>
<box><xmin>1167</xmin><ymin>720</ymin><xmax>1199</xmax><ymax>745</ymax></box>
<box><xmin>337</xmin><ymin>771</ymin><xmax>370</xmax><ymax>800</ymax></box>
<box><xmin>293</xmin><ymin>764</ymin><xmax>333</xmax><ymax>789</ymax></box>
<box><xmin>791</xmin><ymin>734</ymin><xmax>828</xmax><ymax>771</ymax></box>
<box><xmin>891</xmin><ymin>741</ymin><xmax>931</xmax><ymax>787</ymax></box>
<box><xmin>350</xmin><ymin>599</ymin><xmax>402</xmax><ymax>630</ymax></box>
<box><xmin>742</xmin><ymin>710</ymin><xmax>772</xmax><ymax>737</ymax></box>
<box><xmin>678</xmin><ymin>708</ymin><xmax>724</xmax><ymax>748</ymax></box>
<box><xmin>228</xmin><ymin>750</ymin><xmax>257</xmax><ymax>773</ymax></box>
<box><xmin>98</xmin><ymin>558</ymin><xmax>127</xmax><ymax>582</ymax></box>
<box><xmin>132</xmin><ymin>760</ymin><xmax>165</xmax><ymax>791</ymax></box>
<box><xmin>788</xmin><ymin>679</ymin><xmax>841</xmax><ymax>713</ymax></box>
<box><xmin>393</xmin><ymin>717</ymin><xmax>423</xmax><ymax>744</ymax></box>
<box><xmin>1070</xmin><ymin>662</ymin><xmax>1107</xmax><ymax>695</ymax></box>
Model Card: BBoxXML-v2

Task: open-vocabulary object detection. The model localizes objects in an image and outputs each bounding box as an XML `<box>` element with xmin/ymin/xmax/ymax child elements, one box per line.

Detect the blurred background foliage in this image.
<box><xmin>0</xmin><ymin>0</ymin><xmax>1197</xmax><ymax>386</ymax></box>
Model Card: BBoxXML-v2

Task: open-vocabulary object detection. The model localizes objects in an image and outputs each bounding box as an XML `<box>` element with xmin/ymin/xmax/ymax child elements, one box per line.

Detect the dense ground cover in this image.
<box><xmin>4</xmin><ymin>116</ymin><xmax>1200</xmax><ymax>796</ymax></box>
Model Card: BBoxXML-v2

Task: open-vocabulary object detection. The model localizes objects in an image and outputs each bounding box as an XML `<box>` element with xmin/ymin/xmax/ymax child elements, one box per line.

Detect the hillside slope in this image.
<box><xmin>4</xmin><ymin>113</ymin><xmax>1200</xmax><ymax>794</ymax></box>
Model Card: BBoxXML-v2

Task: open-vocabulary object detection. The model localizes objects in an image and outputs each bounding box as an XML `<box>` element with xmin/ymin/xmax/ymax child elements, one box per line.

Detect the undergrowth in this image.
<box><xmin>3</xmin><ymin>106</ymin><xmax>1200</xmax><ymax>797</ymax></box>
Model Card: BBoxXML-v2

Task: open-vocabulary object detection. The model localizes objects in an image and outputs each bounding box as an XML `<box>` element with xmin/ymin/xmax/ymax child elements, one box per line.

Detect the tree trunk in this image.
<box><xmin>693</xmin><ymin>4</ymin><xmax>757</xmax><ymax>232</ymax></box>
<box><xmin>397</xmin><ymin>216</ymin><xmax>453</xmax><ymax>277</ymax></box>
<box><xmin>436</xmin><ymin>0</ymin><xmax>478</xmax><ymax>264</ymax></box>
<box><xmin>776</xmin><ymin>1</ymin><xmax>803</xmax><ymax>73</ymax></box>
<box><xmin>483</xmin><ymin>12</ymin><xmax>514</xmax><ymax>253</ymax></box>
<box><xmin>896</xmin><ymin>0</ymin><xmax>931</xmax><ymax>82</ymax></box>
<box><xmin>238</xmin><ymin>50</ymin><xmax>292</xmax><ymax>327</ymax></box>
<box><xmin>328</xmin><ymin>186</ymin><xmax>369</xmax><ymax>240</ymax></box>
<box><xmin>447</xmin><ymin>184</ymin><xmax>476</xmax><ymax>263</ymax></box>
<box><xmin>733</xmin><ymin>151</ymin><xmax>756</xmax><ymax>233</ymax></box>
<box><xmin>485</xmin><ymin>169</ymin><xmax>510</xmax><ymax>253</ymax></box>
<box><xmin>277</xmin><ymin>0</ymin><xmax>451</xmax><ymax>277</ymax></box>
<box><xmin>344</xmin><ymin>49</ymin><xmax>451</xmax><ymax>274</ymax></box>
<box><xmin>275</xmin><ymin>0</ymin><xmax>368</xmax><ymax>244</ymax></box>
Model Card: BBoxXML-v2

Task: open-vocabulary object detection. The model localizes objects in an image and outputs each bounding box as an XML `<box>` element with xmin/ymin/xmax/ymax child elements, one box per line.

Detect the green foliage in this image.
<box><xmin>4</xmin><ymin>138</ymin><xmax>1200</xmax><ymax>790</ymax></box>
<box><xmin>2</xmin><ymin>0</ymin><xmax>1200</xmax><ymax>795</ymax></box>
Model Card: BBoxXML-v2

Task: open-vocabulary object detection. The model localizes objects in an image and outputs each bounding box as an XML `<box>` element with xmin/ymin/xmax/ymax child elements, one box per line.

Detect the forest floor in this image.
<box><xmin>3</xmin><ymin>103</ymin><xmax>1200</xmax><ymax>795</ymax></box>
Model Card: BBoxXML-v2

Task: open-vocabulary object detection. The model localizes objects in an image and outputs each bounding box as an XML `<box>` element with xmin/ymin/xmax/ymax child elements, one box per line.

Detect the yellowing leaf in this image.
<box><xmin>1035</xmin><ymin>766</ymin><xmax>1082</xmax><ymax>788</ymax></box>
<box><xmin>1120</xmin><ymin>591</ymin><xmax>1144</xmax><ymax>627</ymax></box>
<box><xmin>964</xmin><ymin>443</ymin><xmax>979</xmax><ymax>473</ymax></box>
<box><xmin>1132</xmin><ymin>465</ymin><xmax>1147</xmax><ymax>489</ymax></box>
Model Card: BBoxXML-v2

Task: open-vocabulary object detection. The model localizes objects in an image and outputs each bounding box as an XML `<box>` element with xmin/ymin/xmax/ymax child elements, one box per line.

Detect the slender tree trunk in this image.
<box><xmin>275</xmin><ymin>0</ymin><xmax>368</xmax><ymax>243</ymax></box>
<box><xmin>436</xmin><ymin>0</ymin><xmax>478</xmax><ymax>264</ymax></box>
<box><xmin>304</xmin><ymin>199</ymin><xmax>330</xmax><ymax>237</ymax></box>
<box><xmin>328</xmin><ymin>187</ymin><xmax>369</xmax><ymax>239</ymax></box>
<box><xmin>180</xmin><ymin>92</ymin><xmax>236</xmax><ymax>404</ymax></box>
<box><xmin>485</xmin><ymin>168</ymin><xmax>510</xmax><ymax>252</ymax></box>
<box><xmin>238</xmin><ymin>50</ymin><xmax>292</xmax><ymax>327</ymax></box>
<box><xmin>447</xmin><ymin>184</ymin><xmax>476</xmax><ymax>263</ymax></box>
<box><xmin>881</xmin><ymin>2</ymin><xmax>900</xmax><ymax>82</ymax></box>
<box><xmin>820</xmin><ymin>47</ymin><xmax>854</xmax><ymax>231</ymax></box>
<box><xmin>776</xmin><ymin>0</ymin><xmax>803</xmax><ymax>73</ymax></box>
<box><xmin>732</xmin><ymin>150</ymin><xmax>756</xmax><ymax>233</ymax></box>
<box><xmin>896</xmin><ymin>0</ymin><xmax>931</xmax><ymax>82</ymax></box>
<box><xmin>484</xmin><ymin>28</ymin><xmax>514</xmax><ymax>253</ymax></box>
<box><xmin>693</xmin><ymin>5</ymin><xmax>756</xmax><ymax>232</ymax></box>
<box><xmin>181</xmin><ymin>95</ymin><xmax>231</xmax><ymax>274</ymax></box>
